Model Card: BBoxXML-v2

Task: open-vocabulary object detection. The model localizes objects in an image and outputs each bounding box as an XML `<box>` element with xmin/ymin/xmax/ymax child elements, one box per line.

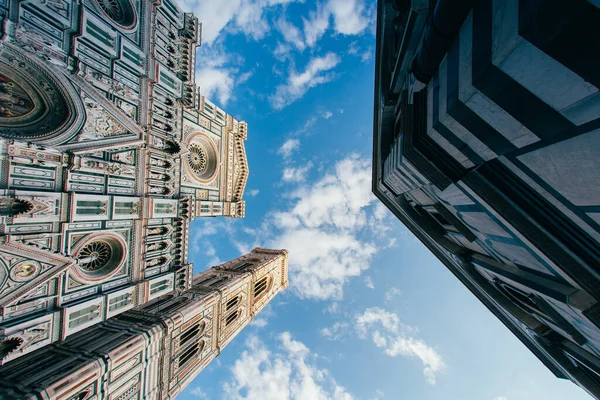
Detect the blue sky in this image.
<box><xmin>175</xmin><ymin>1</ymin><xmax>592</xmax><ymax>399</ymax></box>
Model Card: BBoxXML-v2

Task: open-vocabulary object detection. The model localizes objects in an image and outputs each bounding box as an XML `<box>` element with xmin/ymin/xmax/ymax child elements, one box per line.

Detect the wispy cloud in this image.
<box><xmin>250</xmin><ymin>304</ymin><xmax>274</xmax><ymax>329</ymax></box>
<box><xmin>296</xmin><ymin>0</ymin><xmax>375</xmax><ymax>49</ymax></box>
<box><xmin>194</xmin><ymin>44</ymin><xmax>249</xmax><ymax>105</ymax></box>
<box><xmin>222</xmin><ymin>333</ymin><xmax>354</xmax><ymax>399</ymax></box>
<box><xmin>364</xmin><ymin>276</ymin><xmax>375</xmax><ymax>289</ymax></box>
<box><xmin>278</xmin><ymin>138</ymin><xmax>301</xmax><ymax>159</ymax></box>
<box><xmin>321</xmin><ymin>322</ymin><xmax>350</xmax><ymax>341</ymax></box>
<box><xmin>179</xmin><ymin>0</ymin><xmax>301</xmax><ymax>45</ymax></box>
<box><xmin>194</xmin><ymin>153</ymin><xmax>389</xmax><ymax>300</ymax></box>
<box><xmin>384</xmin><ymin>287</ymin><xmax>401</xmax><ymax>302</ymax></box>
<box><xmin>355</xmin><ymin>307</ymin><xmax>446</xmax><ymax>385</ymax></box>
<box><xmin>276</xmin><ymin>15</ymin><xmax>306</xmax><ymax>51</ymax></box>
<box><xmin>247</xmin><ymin>189</ymin><xmax>260</xmax><ymax>197</ymax></box>
<box><xmin>270</xmin><ymin>53</ymin><xmax>341</xmax><ymax>109</ymax></box>
<box><xmin>328</xmin><ymin>0</ymin><xmax>373</xmax><ymax>36</ymax></box>
<box><xmin>189</xmin><ymin>386</ymin><xmax>209</xmax><ymax>399</ymax></box>
<box><xmin>282</xmin><ymin>163</ymin><xmax>313</xmax><ymax>183</ymax></box>
<box><xmin>270</xmin><ymin>155</ymin><xmax>379</xmax><ymax>299</ymax></box>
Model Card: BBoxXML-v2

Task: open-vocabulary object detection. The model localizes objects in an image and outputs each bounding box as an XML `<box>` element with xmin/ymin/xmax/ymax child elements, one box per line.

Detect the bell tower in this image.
<box><xmin>0</xmin><ymin>248</ymin><xmax>288</xmax><ymax>400</ymax></box>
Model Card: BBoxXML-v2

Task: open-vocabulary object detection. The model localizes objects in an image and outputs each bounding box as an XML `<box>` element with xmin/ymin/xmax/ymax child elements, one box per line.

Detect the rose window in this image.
<box><xmin>188</xmin><ymin>143</ymin><xmax>208</xmax><ymax>175</ymax></box>
<box><xmin>184</xmin><ymin>134</ymin><xmax>218</xmax><ymax>182</ymax></box>
<box><xmin>95</xmin><ymin>0</ymin><xmax>136</xmax><ymax>29</ymax></box>
<box><xmin>78</xmin><ymin>241</ymin><xmax>113</xmax><ymax>272</ymax></box>
<box><xmin>72</xmin><ymin>234</ymin><xmax>127</xmax><ymax>284</ymax></box>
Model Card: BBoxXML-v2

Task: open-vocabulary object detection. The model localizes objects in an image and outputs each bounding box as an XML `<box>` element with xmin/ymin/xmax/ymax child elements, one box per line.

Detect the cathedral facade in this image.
<box><xmin>0</xmin><ymin>0</ymin><xmax>255</xmax><ymax>373</ymax></box>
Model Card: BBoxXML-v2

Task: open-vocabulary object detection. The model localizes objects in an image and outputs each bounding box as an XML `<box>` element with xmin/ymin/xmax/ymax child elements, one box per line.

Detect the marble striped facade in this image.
<box><xmin>0</xmin><ymin>249</ymin><xmax>289</xmax><ymax>400</ymax></box>
<box><xmin>373</xmin><ymin>0</ymin><xmax>600</xmax><ymax>397</ymax></box>
<box><xmin>0</xmin><ymin>0</ymin><xmax>249</xmax><ymax>373</ymax></box>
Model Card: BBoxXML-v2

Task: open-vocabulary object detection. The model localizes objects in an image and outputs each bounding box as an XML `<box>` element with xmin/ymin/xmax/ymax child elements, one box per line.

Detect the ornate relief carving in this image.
<box><xmin>0</xmin><ymin>320</ymin><xmax>51</xmax><ymax>362</ymax></box>
<box><xmin>80</xmin><ymin>157</ymin><xmax>136</xmax><ymax>177</ymax></box>
<box><xmin>78</xmin><ymin>94</ymin><xmax>129</xmax><ymax>142</ymax></box>
<box><xmin>10</xmin><ymin>261</ymin><xmax>41</xmax><ymax>282</ymax></box>
<box><xmin>0</xmin><ymin>45</ymin><xmax>85</xmax><ymax>144</ymax></box>
<box><xmin>112</xmin><ymin>150</ymin><xmax>136</xmax><ymax>164</ymax></box>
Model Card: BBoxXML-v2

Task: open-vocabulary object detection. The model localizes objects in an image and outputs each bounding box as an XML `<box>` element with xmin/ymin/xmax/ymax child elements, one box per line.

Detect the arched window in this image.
<box><xmin>225</xmin><ymin>310</ymin><xmax>241</xmax><ymax>328</ymax></box>
<box><xmin>253</xmin><ymin>275</ymin><xmax>272</xmax><ymax>302</ymax></box>
<box><xmin>226</xmin><ymin>295</ymin><xmax>242</xmax><ymax>312</ymax></box>
<box><xmin>178</xmin><ymin>340</ymin><xmax>205</xmax><ymax>368</ymax></box>
<box><xmin>179</xmin><ymin>321</ymin><xmax>206</xmax><ymax>348</ymax></box>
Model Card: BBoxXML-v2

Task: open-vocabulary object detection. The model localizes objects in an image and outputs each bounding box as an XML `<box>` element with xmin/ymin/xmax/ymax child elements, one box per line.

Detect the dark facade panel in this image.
<box><xmin>373</xmin><ymin>0</ymin><xmax>600</xmax><ymax>397</ymax></box>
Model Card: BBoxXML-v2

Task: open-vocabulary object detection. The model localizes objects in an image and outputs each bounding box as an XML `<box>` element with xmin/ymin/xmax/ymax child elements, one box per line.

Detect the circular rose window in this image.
<box><xmin>188</xmin><ymin>143</ymin><xmax>208</xmax><ymax>175</ymax></box>
<box><xmin>185</xmin><ymin>133</ymin><xmax>218</xmax><ymax>182</ymax></box>
<box><xmin>95</xmin><ymin>0</ymin><xmax>137</xmax><ymax>30</ymax></box>
<box><xmin>72</xmin><ymin>234</ymin><xmax>127</xmax><ymax>284</ymax></box>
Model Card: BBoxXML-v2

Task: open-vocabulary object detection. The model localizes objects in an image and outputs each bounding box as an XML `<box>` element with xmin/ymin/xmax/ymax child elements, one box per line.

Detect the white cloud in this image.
<box><xmin>355</xmin><ymin>308</ymin><xmax>445</xmax><ymax>385</ymax></box>
<box><xmin>250</xmin><ymin>318</ymin><xmax>269</xmax><ymax>328</ymax></box>
<box><xmin>248</xmin><ymin>189</ymin><xmax>260</xmax><ymax>197</ymax></box>
<box><xmin>222</xmin><ymin>333</ymin><xmax>354</xmax><ymax>400</ymax></box>
<box><xmin>384</xmin><ymin>287</ymin><xmax>401</xmax><ymax>302</ymax></box>
<box><xmin>273</xmin><ymin>42</ymin><xmax>293</xmax><ymax>62</ymax></box>
<box><xmin>197</xmin><ymin>67</ymin><xmax>235</xmax><ymax>105</ymax></box>
<box><xmin>270</xmin><ymin>53</ymin><xmax>341</xmax><ymax>109</ymax></box>
<box><xmin>180</xmin><ymin>0</ymin><xmax>300</xmax><ymax>45</ymax></box>
<box><xmin>364</xmin><ymin>276</ymin><xmax>375</xmax><ymax>289</ymax></box>
<box><xmin>237</xmin><ymin>70</ymin><xmax>254</xmax><ymax>84</ymax></box>
<box><xmin>189</xmin><ymin>386</ymin><xmax>209</xmax><ymax>399</ymax></box>
<box><xmin>328</xmin><ymin>0</ymin><xmax>371</xmax><ymax>35</ymax></box>
<box><xmin>300</xmin><ymin>0</ymin><xmax>373</xmax><ymax>49</ymax></box>
<box><xmin>361</xmin><ymin>50</ymin><xmax>372</xmax><ymax>63</ymax></box>
<box><xmin>250</xmin><ymin>304</ymin><xmax>273</xmax><ymax>328</ymax></box>
<box><xmin>277</xmin><ymin>16</ymin><xmax>306</xmax><ymax>51</ymax></box>
<box><xmin>270</xmin><ymin>155</ymin><xmax>379</xmax><ymax>299</ymax></box>
<box><xmin>197</xmin><ymin>155</ymin><xmax>386</xmax><ymax>301</ymax></box>
<box><xmin>282</xmin><ymin>163</ymin><xmax>313</xmax><ymax>183</ymax></box>
<box><xmin>321</xmin><ymin>322</ymin><xmax>349</xmax><ymax>341</ymax></box>
<box><xmin>323</xmin><ymin>111</ymin><xmax>333</xmax><ymax>119</ymax></box>
<box><xmin>194</xmin><ymin>44</ymin><xmax>248</xmax><ymax>106</ymax></box>
<box><xmin>278</xmin><ymin>138</ymin><xmax>301</xmax><ymax>159</ymax></box>
<box><xmin>325</xmin><ymin>302</ymin><xmax>340</xmax><ymax>314</ymax></box>
<box><xmin>493</xmin><ymin>397</ymin><xmax>508</xmax><ymax>400</ymax></box>
<box><xmin>302</xmin><ymin>5</ymin><xmax>330</xmax><ymax>47</ymax></box>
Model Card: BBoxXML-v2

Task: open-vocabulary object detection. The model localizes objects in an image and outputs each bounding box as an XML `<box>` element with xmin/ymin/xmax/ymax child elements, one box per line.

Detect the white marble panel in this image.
<box><xmin>459</xmin><ymin>211</ymin><xmax>514</xmax><ymax>238</ymax></box>
<box><xmin>499</xmin><ymin>41</ymin><xmax>598</xmax><ymax>122</ymax></box>
<box><xmin>438</xmin><ymin>57</ymin><xmax>498</xmax><ymax>161</ymax></box>
<box><xmin>588</xmin><ymin>213</ymin><xmax>600</xmax><ymax>226</ymax></box>
<box><xmin>561</xmin><ymin>91</ymin><xmax>600</xmax><ymax>126</ymax></box>
<box><xmin>427</xmin><ymin>81</ymin><xmax>475</xmax><ymax>168</ymax></box>
<box><xmin>518</xmin><ymin>129</ymin><xmax>600</xmax><ymax>206</ymax></box>
<box><xmin>466</xmin><ymin>92</ymin><xmax>539</xmax><ymax>147</ymax></box>
<box><xmin>491</xmin><ymin>241</ymin><xmax>555</xmax><ymax>276</ymax></box>
<box><xmin>492</xmin><ymin>0</ymin><xmax>524</xmax><ymax>67</ymax></box>
<box><xmin>458</xmin><ymin>13</ymin><xmax>477</xmax><ymax>102</ymax></box>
